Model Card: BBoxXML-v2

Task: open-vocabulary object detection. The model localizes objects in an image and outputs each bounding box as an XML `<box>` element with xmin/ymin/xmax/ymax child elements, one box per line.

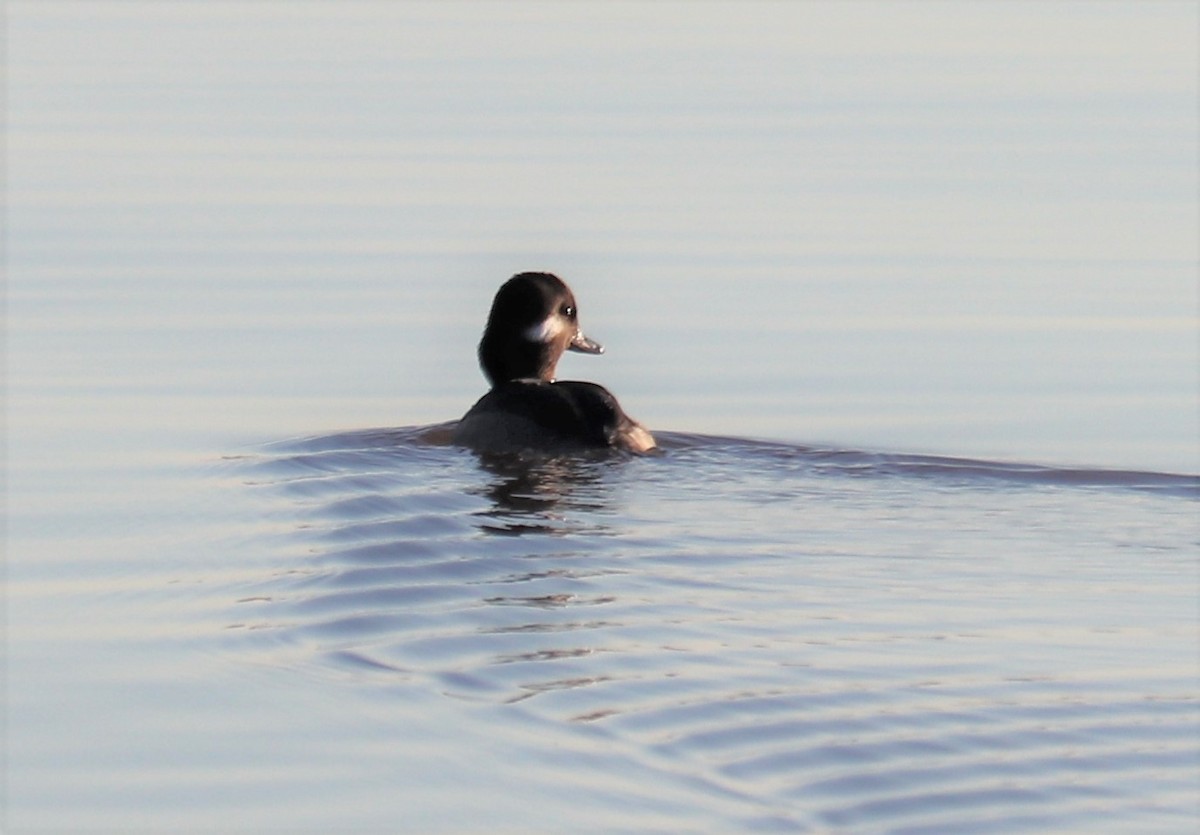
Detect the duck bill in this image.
<box><xmin>568</xmin><ymin>330</ymin><xmax>604</xmax><ymax>355</ymax></box>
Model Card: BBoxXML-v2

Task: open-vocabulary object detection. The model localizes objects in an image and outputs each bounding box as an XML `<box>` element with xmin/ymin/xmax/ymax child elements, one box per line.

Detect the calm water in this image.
<box><xmin>7</xmin><ymin>2</ymin><xmax>1199</xmax><ymax>833</ymax></box>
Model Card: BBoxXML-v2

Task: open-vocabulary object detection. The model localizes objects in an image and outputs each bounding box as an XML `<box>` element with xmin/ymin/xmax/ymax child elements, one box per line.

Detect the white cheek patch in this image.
<box><xmin>523</xmin><ymin>315</ymin><xmax>567</xmax><ymax>344</ymax></box>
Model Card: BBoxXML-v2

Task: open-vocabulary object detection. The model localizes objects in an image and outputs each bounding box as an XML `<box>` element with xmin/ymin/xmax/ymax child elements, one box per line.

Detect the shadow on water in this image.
<box><xmin>229</xmin><ymin>424</ymin><xmax>1199</xmax><ymax>831</ymax></box>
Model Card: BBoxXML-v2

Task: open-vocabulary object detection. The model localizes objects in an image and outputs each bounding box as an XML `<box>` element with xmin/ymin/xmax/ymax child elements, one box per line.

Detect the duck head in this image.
<box><xmin>477</xmin><ymin>272</ymin><xmax>603</xmax><ymax>386</ymax></box>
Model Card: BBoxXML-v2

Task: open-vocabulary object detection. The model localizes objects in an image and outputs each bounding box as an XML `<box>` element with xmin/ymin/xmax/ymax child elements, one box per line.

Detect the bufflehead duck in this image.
<box><xmin>453</xmin><ymin>272</ymin><xmax>656</xmax><ymax>454</ymax></box>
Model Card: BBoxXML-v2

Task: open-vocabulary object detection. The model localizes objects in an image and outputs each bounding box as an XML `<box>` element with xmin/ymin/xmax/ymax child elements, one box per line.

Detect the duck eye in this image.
<box><xmin>561</xmin><ymin>304</ymin><xmax>576</xmax><ymax>320</ymax></box>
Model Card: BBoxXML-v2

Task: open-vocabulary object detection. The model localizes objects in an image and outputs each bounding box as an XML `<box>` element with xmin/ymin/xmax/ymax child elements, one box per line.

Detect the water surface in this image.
<box><xmin>6</xmin><ymin>2</ymin><xmax>1198</xmax><ymax>832</ymax></box>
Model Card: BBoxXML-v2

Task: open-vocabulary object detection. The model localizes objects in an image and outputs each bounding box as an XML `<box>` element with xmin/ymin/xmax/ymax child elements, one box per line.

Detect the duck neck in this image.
<box><xmin>479</xmin><ymin>335</ymin><xmax>557</xmax><ymax>387</ymax></box>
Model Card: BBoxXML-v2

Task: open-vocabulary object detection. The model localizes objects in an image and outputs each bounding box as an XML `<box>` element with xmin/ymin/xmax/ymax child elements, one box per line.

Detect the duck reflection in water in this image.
<box><xmin>470</xmin><ymin>451</ymin><xmax>620</xmax><ymax>536</ymax></box>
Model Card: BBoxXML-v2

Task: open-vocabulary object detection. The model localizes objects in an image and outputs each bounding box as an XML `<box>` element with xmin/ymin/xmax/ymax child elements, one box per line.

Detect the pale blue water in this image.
<box><xmin>6</xmin><ymin>3</ymin><xmax>1199</xmax><ymax>833</ymax></box>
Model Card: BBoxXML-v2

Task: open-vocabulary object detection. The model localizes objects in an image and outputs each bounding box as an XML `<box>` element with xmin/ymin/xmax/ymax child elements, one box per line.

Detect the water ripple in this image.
<box><xmin>228</xmin><ymin>426</ymin><xmax>1199</xmax><ymax>831</ymax></box>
